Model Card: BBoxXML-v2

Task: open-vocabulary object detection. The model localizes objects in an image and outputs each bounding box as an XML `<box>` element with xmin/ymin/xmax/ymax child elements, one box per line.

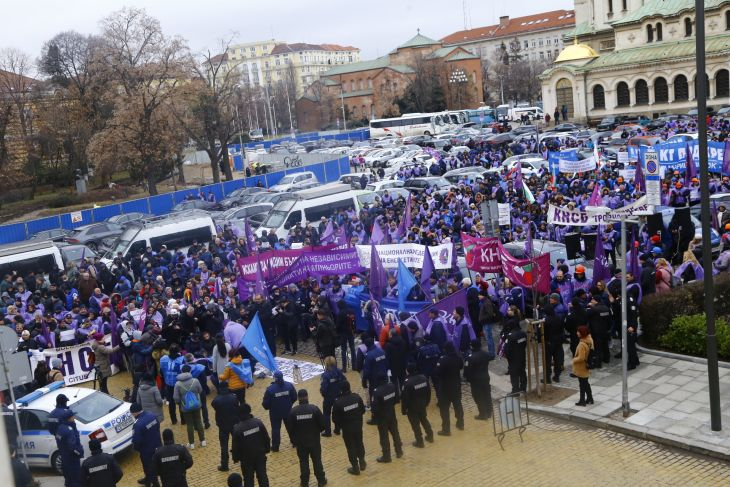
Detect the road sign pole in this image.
<box><xmin>620</xmin><ymin>217</ymin><xmax>629</xmax><ymax>417</ymax></box>
<box><xmin>0</xmin><ymin>345</ymin><xmax>26</xmax><ymax>464</ymax></box>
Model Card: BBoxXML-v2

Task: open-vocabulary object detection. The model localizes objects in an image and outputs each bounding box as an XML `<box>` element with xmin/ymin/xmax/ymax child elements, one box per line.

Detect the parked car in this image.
<box><xmin>403</xmin><ymin>177</ymin><xmax>452</xmax><ymax>193</ymax></box>
<box><xmin>28</xmin><ymin>228</ymin><xmax>70</xmax><ymax>242</ymax></box>
<box><xmin>171</xmin><ymin>199</ymin><xmax>217</xmax><ymax>213</ymax></box>
<box><xmin>106</xmin><ymin>212</ymin><xmax>152</xmax><ymax>227</ymax></box>
<box><xmin>596</xmin><ymin>116</ymin><xmax>626</xmax><ymax>131</ymax></box>
<box><xmin>548</xmin><ymin>123</ymin><xmax>581</xmax><ymax>133</ymax></box>
<box><xmin>212</xmin><ymin>203</ymin><xmax>273</xmax><ymax>224</ymax></box>
<box><xmin>56</xmin><ymin>243</ymin><xmax>98</xmax><ymax>266</ymax></box>
<box><xmin>443</xmin><ymin>167</ymin><xmax>490</xmax><ymax>184</ymax></box>
<box><xmin>365</xmin><ymin>180</ymin><xmax>405</xmax><ymax>192</ymax></box>
<box><xmin>63</xmin><ymin>222</ymin><xmax>125</xmax><ymax>251</ymax></box>
<box><xmin>269</xmin><ymin>171</ymin><xmax>319</xmax><ymax>192</ymax></box>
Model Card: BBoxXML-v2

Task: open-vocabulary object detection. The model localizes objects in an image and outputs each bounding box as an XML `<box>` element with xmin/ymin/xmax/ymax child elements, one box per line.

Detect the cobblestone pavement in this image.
<box><xmin>35</xmin><ymin>339</ymin><xmax>730</xmax><ymax>487</ymax></box>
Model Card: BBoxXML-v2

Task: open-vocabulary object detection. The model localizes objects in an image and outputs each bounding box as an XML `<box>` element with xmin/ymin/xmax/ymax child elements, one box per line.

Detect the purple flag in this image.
<box><xmin>629</xmin><ymin>228</ymin><xmax>641</xmax><ymax>279</ymax></box>
<box><xmin>109</xmin><ymin>308</ymin><xmax>123</xmax><ymax>368</ymax></box>
<box><xmin>320</xmin><ymin>220</ymin><xmax>335</xmax><ymax>243</ymax></box>
<box><xmin>191</xmin><ymin>281</ymin><xmax>199</xmax><ymax>302</ymax></box>
<box><xmin>587</xmin><ymin>181</ymin><xmax>601</xmax><ymax>207</ymax></box>
<box><xmin>415</xmin><ymin>288</ymin><xmax>475</xmax><ymax>349</ymax></box>
<box><xmin>40</xmin><ymin>318</ymin><xmax>55</xmax><ymax>348</ymax></box>
<box><xmin>524</xmin><ymin>222</ymin><xmax>533</xmax><ymax>257</ymax></box>
<box><xmin>370</xmin><ymin>293</ymin><xmax>385</xmax><ymax>337</ymax></box>
<box><xmin>724</xmin><ymin>139</ymin><xmax>730</xmax><ymax>176</ymax></box>
<box><xmin>396</xmin><ymin>193</ymin><xmax>413</xmax><ymax>240</ymax></box>
<box><xmin>371</xmin><ymin>218</ymin><xmax>386</xmax><ymax>244</ymax></box>
<box><xmin>244</xmin><ymin>218</ymin><xmax>257</xmax><ymax>255</ymax></box>
<box><xmin>214</xmin><ymin>278</ymin><xmax>221</xmax><ymax>299</ymax></box>
<box><xmin>421</xmin><ymin>246</ymin><xmax>434</xmax><ymax>302</ymax></box>
<box><xmin>237</xmin><ymin>275</ymin><xmax>250</xmax><ymax>301</ymax></box>
<box><xmin>592</xmin><ymin>225</ymin><xmax>611</xmax><ymax>286</ymax></box>
<box><xmin>634</xmin><ymin>158</ymin><xmax>645</xmax><ymax>193</ymax></box>
<box><xmin>137</xmin><ymin>299</ymin><xmax>148</xmax><ymax>330</ymax></box>
<box><xmin>254</xmin><ymin>256</ymin><xmax>267</xmax><ymax>298</ymax></box>
<box><xmin>515</xmin><ymin>164</ymin><xmax>524</xmax><ymax>194</ymax></box>
<box><xmin>369</xmin><ymin>244</ymin><xmax>387</xmax><ymax>301</ymax></box>
<box><xmin>333</xmin><ymin>226</ymin><xmax>347</xmax><ymax>246</ymax></box>
<box><xmin>684</xmin><ymin>142</ymin><xmax>697</xmax><ymax>187</ymax></box>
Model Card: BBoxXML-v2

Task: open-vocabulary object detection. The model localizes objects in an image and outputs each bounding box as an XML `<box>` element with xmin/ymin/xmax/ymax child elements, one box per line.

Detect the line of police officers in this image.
<box><xmin>48</xmin><ymin>334</ymin><xmax>493</xmax><ymax>487</ymax></box>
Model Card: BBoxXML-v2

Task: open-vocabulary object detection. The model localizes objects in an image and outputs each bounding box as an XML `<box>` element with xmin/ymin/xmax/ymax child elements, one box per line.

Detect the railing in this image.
<box><xmin>0</xmin><ymin>157</ymin><xmax>351</xmax><ymax>245</ymax></box>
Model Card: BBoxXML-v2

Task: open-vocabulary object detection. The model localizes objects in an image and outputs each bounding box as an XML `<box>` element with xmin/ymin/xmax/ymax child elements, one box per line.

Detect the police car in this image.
<box><xmin>9</xmin><ymin>382</ymin><xmax>134</xmax><ymax>473</ymax></box>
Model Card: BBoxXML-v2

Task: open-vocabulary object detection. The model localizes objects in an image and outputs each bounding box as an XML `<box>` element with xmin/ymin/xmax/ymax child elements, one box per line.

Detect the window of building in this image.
<box><xmin>654</xmin><ymin>77</ymin><xmax>669</xmax><ymax>103</ymax></box>
<box><xmin>674</xmin><ymin>74</ymin><xmax>689</xmax><ymax>101</ymax></box>
<box><xmin>539</xmin><ymin>38</ymin><xmax>544</xmax><ymax>46</ymax></box>
<box><xmin>622</xmin><ymin>0</ymin><xmax>627</xmax><ymax>10</ymax></box>
<box><xmin>593</xmin><ymin>85</ymin><xmax>606</xmax><ymax>109</ymax></box>
<box><xmin>546</xmin><ymin>38</ymin><xmax>551</xmax><ymax>46</ymax></box>
<box><xmin>717</xmin><ymin>69</ymin><xmax>730</xmax><ymax>97</ymax></box>
<box><xmin>656</xmin><ymin>23</ymin><xmax>663</xmax><ymax>41</ymax></box>
<box><xmin>547</xmin><ymin>50</ymin><xmax>552</xmax><ymax>59</ymax></box>
<box><xmin>350</xmin><ymin>81</ymin><xmax>355</xmax><ymax>92</ymax></box>
<box><xmin>617</xmin><ymin>81</ymin><xmax>630</xmax><ymax>106</ymax></box>
<box><xmin>532</xmin><ymin>40</ymin><xmax>536</xmax><ymax>48</ymax></box>
<box><xmin>608</xmin><ymin>0</ymin><xmax>613</xmax><ymax>14</ymax></box>
<box><xmin>726</xmin><ymin>11</ymin><xmax>730</xmax><ymax>30</ymax></box>
<box><xmin>685</xmin><ymin>18</ymin><xmax>693</xmax><ymax>37</ymax></box>
<box><xmin>554</xmin><ymin>49</ymin><xmax>559</xmax><ymax>57</ymax></box>
<box><xmin>635</xmin><ymin>79</ymin><xmax>649</xmax><ymax>105</ymax></box>
<box><xmin>368</xmin><ymin>78</ymin><xmax>373</xmax><ymax>88</ymax></box>
<box><xmin>359</xmin><ymin>79</ymin><xmax>364</xmax><ymax>90</ymax></box>
<box><xmin>275</xmin><ymin>59</ymin><xmax>280</xmax><ymax>66</ymax></box>
<box><xmin>539</xmin><ymin>51</ymin><xmax>544</xmax><ymax>60</ymax></box>
<box><xmin>524</xmin><ymin>40</ymin><xmax>529</xmax><ymax>49</ymax></box>
<box><xmin>647</xmin><ymin>25</ymin><xmax>654</xmax><ymax>42</ymax></box>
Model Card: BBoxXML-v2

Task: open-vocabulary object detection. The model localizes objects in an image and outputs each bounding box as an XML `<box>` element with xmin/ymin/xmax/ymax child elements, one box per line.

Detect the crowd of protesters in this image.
<box><xmin>4</xmin><ymin>113</ymin><xmax>730</xmax><ymax>486</ymax></box>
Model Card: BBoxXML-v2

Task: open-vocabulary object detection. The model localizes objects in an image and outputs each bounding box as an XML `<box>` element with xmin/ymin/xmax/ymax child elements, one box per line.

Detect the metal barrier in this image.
<box><xmin>492</xmin><ymin>393</ymin><xmax>531</xmax><ymax>450</ymax></box>
<box><xmin>0</xmin><ymin>156</ymin><xmax>350</xmax><ymax>245</ymax></box>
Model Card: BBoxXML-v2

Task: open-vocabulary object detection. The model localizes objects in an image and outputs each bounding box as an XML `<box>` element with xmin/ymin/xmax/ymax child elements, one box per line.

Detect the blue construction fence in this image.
<box><xmin>235</xmin><ymin>127</ymin><xmax>370</xmax><ymax>151</ymax></box>
<box><xmin>0</xmin><ymin>157</ymin><xmax>351</xmax><ymax>245</ymax></box>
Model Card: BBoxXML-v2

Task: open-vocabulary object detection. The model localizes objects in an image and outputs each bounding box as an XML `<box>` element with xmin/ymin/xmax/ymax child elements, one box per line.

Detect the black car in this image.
<box><xmin>596</xmin><ymin>116</ymin><xmax>625</xmax><ymax>131</ymax></box>
<box><xmin>549</xmin><ymin>123</ymin><xmax>581</xmax><ymax>132</ymax></box>
<box><xmin>171</xmin><ymin>200</ymin><xmax>217</xmax><ymax>213</ymax></box>
<box><xmin>107</xmin><ymin>212</ymin><xmax>152</xmax><ymax>227</ymax></box>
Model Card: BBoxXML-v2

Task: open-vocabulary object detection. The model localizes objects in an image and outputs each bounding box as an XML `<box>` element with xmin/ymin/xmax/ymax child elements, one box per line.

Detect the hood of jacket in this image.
<box><xmin>139</xmin><ymin>382</ymin><xmax>155</xmax><ymax>392</ymax></box>
<box><xmin>176</xmin><ymin>372</ymin><xmax>193</xmax><ymax>383</ymax></box>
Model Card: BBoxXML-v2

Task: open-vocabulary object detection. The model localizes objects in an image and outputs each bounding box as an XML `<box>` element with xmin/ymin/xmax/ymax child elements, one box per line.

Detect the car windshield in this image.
<box><xmin>263</xmin><ymin>210</ymin><xmax>289</xmax><ymax>228</ymax></box>
<box><xmin>72</xmin><ymin>392</ymin><xmax>123</xmax><ymax>423</ymax></box>
<box><xmin>108</xmin><ymin>239</ymin><xmax>130</xmax><ymax>256</ymax></box>
<box><xmin>277</xmin><ymin>175</ymin><xmax>296</xmax><ymax>184</ymax></box>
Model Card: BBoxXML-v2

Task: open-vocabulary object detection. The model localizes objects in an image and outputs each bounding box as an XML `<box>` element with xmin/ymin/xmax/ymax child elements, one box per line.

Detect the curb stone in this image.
<box><xmin>529</xmin><ymin>404</ymin><xmax>730</xmax><ymax>462</ymax></box>
<box><xmin>637</xmin><ymin>345</ymin><xmax>730</xmax><ymax>369</ymax></box>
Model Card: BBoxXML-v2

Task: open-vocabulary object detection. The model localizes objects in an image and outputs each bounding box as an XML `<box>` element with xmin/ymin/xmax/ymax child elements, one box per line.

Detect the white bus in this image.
<box><xmin>369</xmin><ymin>112</ymin><xmax>450</xmax><ymax>138</ymax></box>
<box><xmin>446</xmin><ymin>110</ymin><xmax>471</xmax><ymax>126</ymax></box>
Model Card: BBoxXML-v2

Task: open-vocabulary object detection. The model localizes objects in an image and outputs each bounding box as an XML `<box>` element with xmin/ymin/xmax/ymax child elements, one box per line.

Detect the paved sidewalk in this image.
<box><xmin>489</xmin><ymin>341</ymin><xmax>730</xmax><ymax>459</ymax></box>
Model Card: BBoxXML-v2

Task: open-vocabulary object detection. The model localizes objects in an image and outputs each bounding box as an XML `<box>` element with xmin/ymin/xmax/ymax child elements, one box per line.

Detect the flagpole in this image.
<box><xmin>620</xmin><ymin>216</ymin><xmax>630</xmax><ymax>417</ymax></box>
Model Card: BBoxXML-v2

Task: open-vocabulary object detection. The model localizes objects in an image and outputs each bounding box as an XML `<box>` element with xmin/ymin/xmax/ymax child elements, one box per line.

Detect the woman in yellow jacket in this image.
<box><xmin>218</xmin><ymin>349</ymin><xmax>252</xmax><ymax>404</ymax></box>
<box><xmin>572</xmin><ymin>326</ymin><xmax>595</xmax><ymax>406</ymax></box>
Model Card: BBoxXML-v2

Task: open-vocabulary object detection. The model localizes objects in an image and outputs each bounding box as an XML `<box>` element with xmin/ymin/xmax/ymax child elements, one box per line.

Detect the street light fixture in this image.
<box><xmin>449</xmin><ymin>68</ymin><xmax>468</xmax><ymax>109</ymax></box>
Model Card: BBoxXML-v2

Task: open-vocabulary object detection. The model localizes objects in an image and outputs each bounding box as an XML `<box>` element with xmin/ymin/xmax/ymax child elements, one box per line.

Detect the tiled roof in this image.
<box><xmin>575</xmin><ymin>34</ymin><xmax>730</xmax><ymax>71</ymax></box>
<box><xmin>389</xmin><ymin>65</ymin><xmax>416</xmax><ymax>74</ymax></box>
<box><xmin>269</xmin><ymin>42</ymin><xmax>360</xmax><ymax>55</ymax></box>
<box><xmin>611</xmin><ymin>0</ymin><xmax>725</xmax><ymax>26</ymax></box>
<box><xmin>444</xmin><ymin>51</ymin><xmax>480</xmax><ymax>61</ymax></box>
<box><xmin>426</xmin><ymin>47</ymin><xmax>456</xmax><ymax>59</ymax></box>
<box><xmin>323</xmin><ymin>56</ymin><xmax>391</xmax><ymax>76</ymax></box>
<box><xmin>0</xmin><ymin>69</ymin><xmax>38</xmax><ymax>92</ymax></box>
<box><xmin>397</xmin><ymin>33</ymin><xmax>441</xmax><ymax>49</ymax></box>
<box><xmin>442</xmin><ymin>9</ymin><xmax>575</xmax><ymax>45</ymax></box>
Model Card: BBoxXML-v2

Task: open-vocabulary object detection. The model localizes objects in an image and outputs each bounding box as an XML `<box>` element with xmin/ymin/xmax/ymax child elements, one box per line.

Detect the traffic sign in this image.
<box><xmin>644</xmin><ymin>150</ymin><xmax>661</xmax><ymax>206</ymax></box>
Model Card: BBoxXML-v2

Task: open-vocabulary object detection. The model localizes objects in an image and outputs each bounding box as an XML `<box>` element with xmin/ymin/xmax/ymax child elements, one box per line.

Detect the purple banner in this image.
<box><xmin>268</xmin><ymin>248</ymin><xmax>365</xmax><ymax>288</ymax></box>
<box><xmin>236</xmin><ymin>245</ymin><xmax>336</xmax><ymax>281</ymax></box>
<box><xmin>415</xmin><ymin>288</ymin><xmax>475</xmax><ymax>349</ymax></box>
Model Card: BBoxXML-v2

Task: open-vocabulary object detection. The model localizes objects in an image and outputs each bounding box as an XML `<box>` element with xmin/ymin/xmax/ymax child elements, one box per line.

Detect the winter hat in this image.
<box><xmin>92</xmin><ymin>332</ymin><xmax>105</xmax><ymax>342</ymax></box>
<box><xmin>51</xmin><ymin>358</ymin><xmax>62</xmax><ymax>369</ymax></box>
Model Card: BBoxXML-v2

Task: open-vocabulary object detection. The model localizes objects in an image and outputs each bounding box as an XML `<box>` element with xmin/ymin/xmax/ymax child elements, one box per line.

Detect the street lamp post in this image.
<box><xmin>695</xmin><ymin>0</ymin><xmax>722</xmax><ymax>432</ymax></box>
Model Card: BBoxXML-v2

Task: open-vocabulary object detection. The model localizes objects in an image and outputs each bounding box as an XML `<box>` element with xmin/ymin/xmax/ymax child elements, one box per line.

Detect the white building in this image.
<box><xmin>540</xmin><ymin>0</ymin><xmax>730</xmax><ymax>122</ymax></box>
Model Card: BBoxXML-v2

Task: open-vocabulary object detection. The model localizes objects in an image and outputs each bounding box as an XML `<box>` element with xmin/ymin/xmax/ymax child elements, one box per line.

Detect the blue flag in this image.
<box><xmin>397</xmin><ymin>259</ymin><xmax>418</xmax><ymax>310</ymax></box>
<box><xmin>241</xmin><ymin>312</ymin><xmax>278</xmax><ymax>372</ymax></box>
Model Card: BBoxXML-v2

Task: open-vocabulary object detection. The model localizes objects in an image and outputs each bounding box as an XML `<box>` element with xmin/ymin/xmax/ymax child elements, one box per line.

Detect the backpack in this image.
<box><xmin>586</xmin><ymin>345</ymin><xmax>601</xmax><ymax>370</ymax></box>
<box><xmin>180</xmin><ymin>382</ymin><xmax>201</xmax><ymax>412</ymax></box>
<box><xmin>670</xmin><ymin>273</ymin><xmax>682</xmax><ymax>288</ymax></box>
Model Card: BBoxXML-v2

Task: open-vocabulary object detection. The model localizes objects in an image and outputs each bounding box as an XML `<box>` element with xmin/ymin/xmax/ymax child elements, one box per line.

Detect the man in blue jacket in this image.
<box><xmin>159</xmin><ymin>344</ymin><xmax>185</xmax><ymax>424</ymax></box>
<box><xmin>56</xmin><ymin>409</ymin><xmax>83</xmax><ymax>487</ymax></box>
<box><xmin>47</xmin><ymin>393</ymin><xmax>70</xmax><ymax>436</ymax></box>
<box><xmin>262</xmin><ymin>370</ymin><xmax>296</xmax><ymax>452</ymax></box>
<box><xmin>131</xmin><ymin>402</ymin><xmax>162</xmax><ymax>487</ymax></box>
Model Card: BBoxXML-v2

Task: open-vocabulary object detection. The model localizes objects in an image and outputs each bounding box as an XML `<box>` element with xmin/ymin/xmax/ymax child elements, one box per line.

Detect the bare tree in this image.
<box><xmin>174</xmin><ymin>38</ymin><xmax>241</xmax><ymax>183</ymax></box>
<box><xmin>88</xmin><ymin>7</ymin><xmax>188</xmax><ymax>195</ymax></box>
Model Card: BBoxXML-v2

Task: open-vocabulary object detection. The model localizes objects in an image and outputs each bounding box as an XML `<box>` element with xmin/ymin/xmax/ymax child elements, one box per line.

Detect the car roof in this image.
<box><xmin>12</xmin><ymin>383</ymin><xmax>96</xmax><ymax>411</ymax></box>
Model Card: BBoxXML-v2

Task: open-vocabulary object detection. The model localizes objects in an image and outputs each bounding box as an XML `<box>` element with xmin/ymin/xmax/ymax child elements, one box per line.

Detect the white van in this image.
<box><xmin>102</xmin><ymin>213</ymin><xmax>217</xmax><ymax>263</ymax></box>
<box><xmin>511</xmin><ymin>106</ymin><xmax>544</xmax><ymax>121</ymax></box>
<box><xmin>257</xmin><ymin>183</ymin><xmax>370</xmax><ymax>240</ymax></box>
<box><xmin>0</xmin><ymin>241</ymin><xmax>64</xmax><ymax>277</ymax></box>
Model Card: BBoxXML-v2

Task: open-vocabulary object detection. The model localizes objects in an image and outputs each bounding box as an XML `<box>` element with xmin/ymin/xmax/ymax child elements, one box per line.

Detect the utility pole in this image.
<box><xmin>695</xmin><ymin>0</ymin><xmax>722</xmax><ymax>431</ymax></box>
<box><xmin>340</xmin><ymin>83</ymin><xmax>347</xmax><ymax>132</ymax></box>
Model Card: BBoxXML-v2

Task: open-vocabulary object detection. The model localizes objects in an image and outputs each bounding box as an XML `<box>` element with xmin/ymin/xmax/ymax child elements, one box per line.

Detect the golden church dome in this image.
<box><xmin>555</xmin><ymin>40</ymin><xmax>599</xmax><ymax>63</ymax></box>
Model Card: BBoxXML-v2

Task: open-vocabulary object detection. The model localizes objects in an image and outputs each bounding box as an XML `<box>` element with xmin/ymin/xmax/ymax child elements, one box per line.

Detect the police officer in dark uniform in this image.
<box><xmin>401</xmin><ymin>363</ymin><xmax>433</xmax><ymax>447</ymax></box>
<box><xmin>319</xmin><ymin>356</ymin><xmax>345</xmax><ymax>437</ymax></box>
<box><xmin>151</xmin><ymin>429</ymin><xmax>193</xmax><ymax>487</ymax></box>
<box><xmin>587</xmin><ymin>294</ymin><xmax>612</xmax><ymax>365</ymax></box>
<box><xmin>433</xmin><ymin>341</ymin><xmax>464</xmax><ymax>435</ymax></box>
<box><xmin>503</xmin><ymin>318</ymin><xmax>527</xmax><ymax>393</ymax></box>
<box><xmin>262</xmin><ymin>371</ymin><xmax>296</xmax><ymax>452</ymax></box>
<box><xmin>80</xmin><ymin>439</ymin><xmax>123</xmax><ymax>487</ymax></box>
<box><xmin>231</xmin><ymin>403</ymin><xmax>271</xmax><ymax>487</ymax></box>
<box><xmin>361</xmin><ymin>335</ymin><xmax>388</xmax><ymax>425</ymax></box>
<box><xmin>55</xmin><ymin>409</ymin><xmax>84</xmax><ymax>487</ymax></box>
<box><xmin>372</xmin><ymin>376</ymin><xmax>403</xmax><ymax>463</ymax></box>
<box><xmin>463</xmin><ymin>340</ymin><xmax>492</xmax><ymax>420</ymax></box>
<box><xmin>331</xmin><ymin>381</ymin><xmax>366</xmax><ymax>475</ymax></box>
<box><xmin>47</xmin><ymin>393</ymin><xmax>70</xmax><ymax>436</ymax></box>
<box><xmin>415</xmin><ymin>337</ymin><xmax>441</xmax><ymax>391</ymax></box>
<box><xmin>211</xmin><ymin>381</ymin><xmax>241</xmax><ymax>471</ymax></box>
<box><xmin>131</xmin><ymin>402</ymin><xmax>162</xmax><ymax>487</ymax></box>
<box><xmin>287</xmin><ymin>389</ymin><xmax>327</xmax><ymax>487</ymax></box>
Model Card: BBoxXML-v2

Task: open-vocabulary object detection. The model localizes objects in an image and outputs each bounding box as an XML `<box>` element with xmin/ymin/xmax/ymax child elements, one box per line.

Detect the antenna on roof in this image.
<box><xmin>463</xmin><ymin>0</ymin><xmax>468</xmax><ymax>30</ymax></box>
<box><xmin>417</xmin><ymin>28</ymin><xmax>420</xmax><ymax>35</ymax></box>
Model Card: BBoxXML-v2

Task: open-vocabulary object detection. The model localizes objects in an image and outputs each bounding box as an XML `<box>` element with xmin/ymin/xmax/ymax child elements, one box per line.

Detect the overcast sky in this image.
<box><xmin>2</xmin><ymin>0</ymin><xmax>572</xmax><ymax>62</ymax></box>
